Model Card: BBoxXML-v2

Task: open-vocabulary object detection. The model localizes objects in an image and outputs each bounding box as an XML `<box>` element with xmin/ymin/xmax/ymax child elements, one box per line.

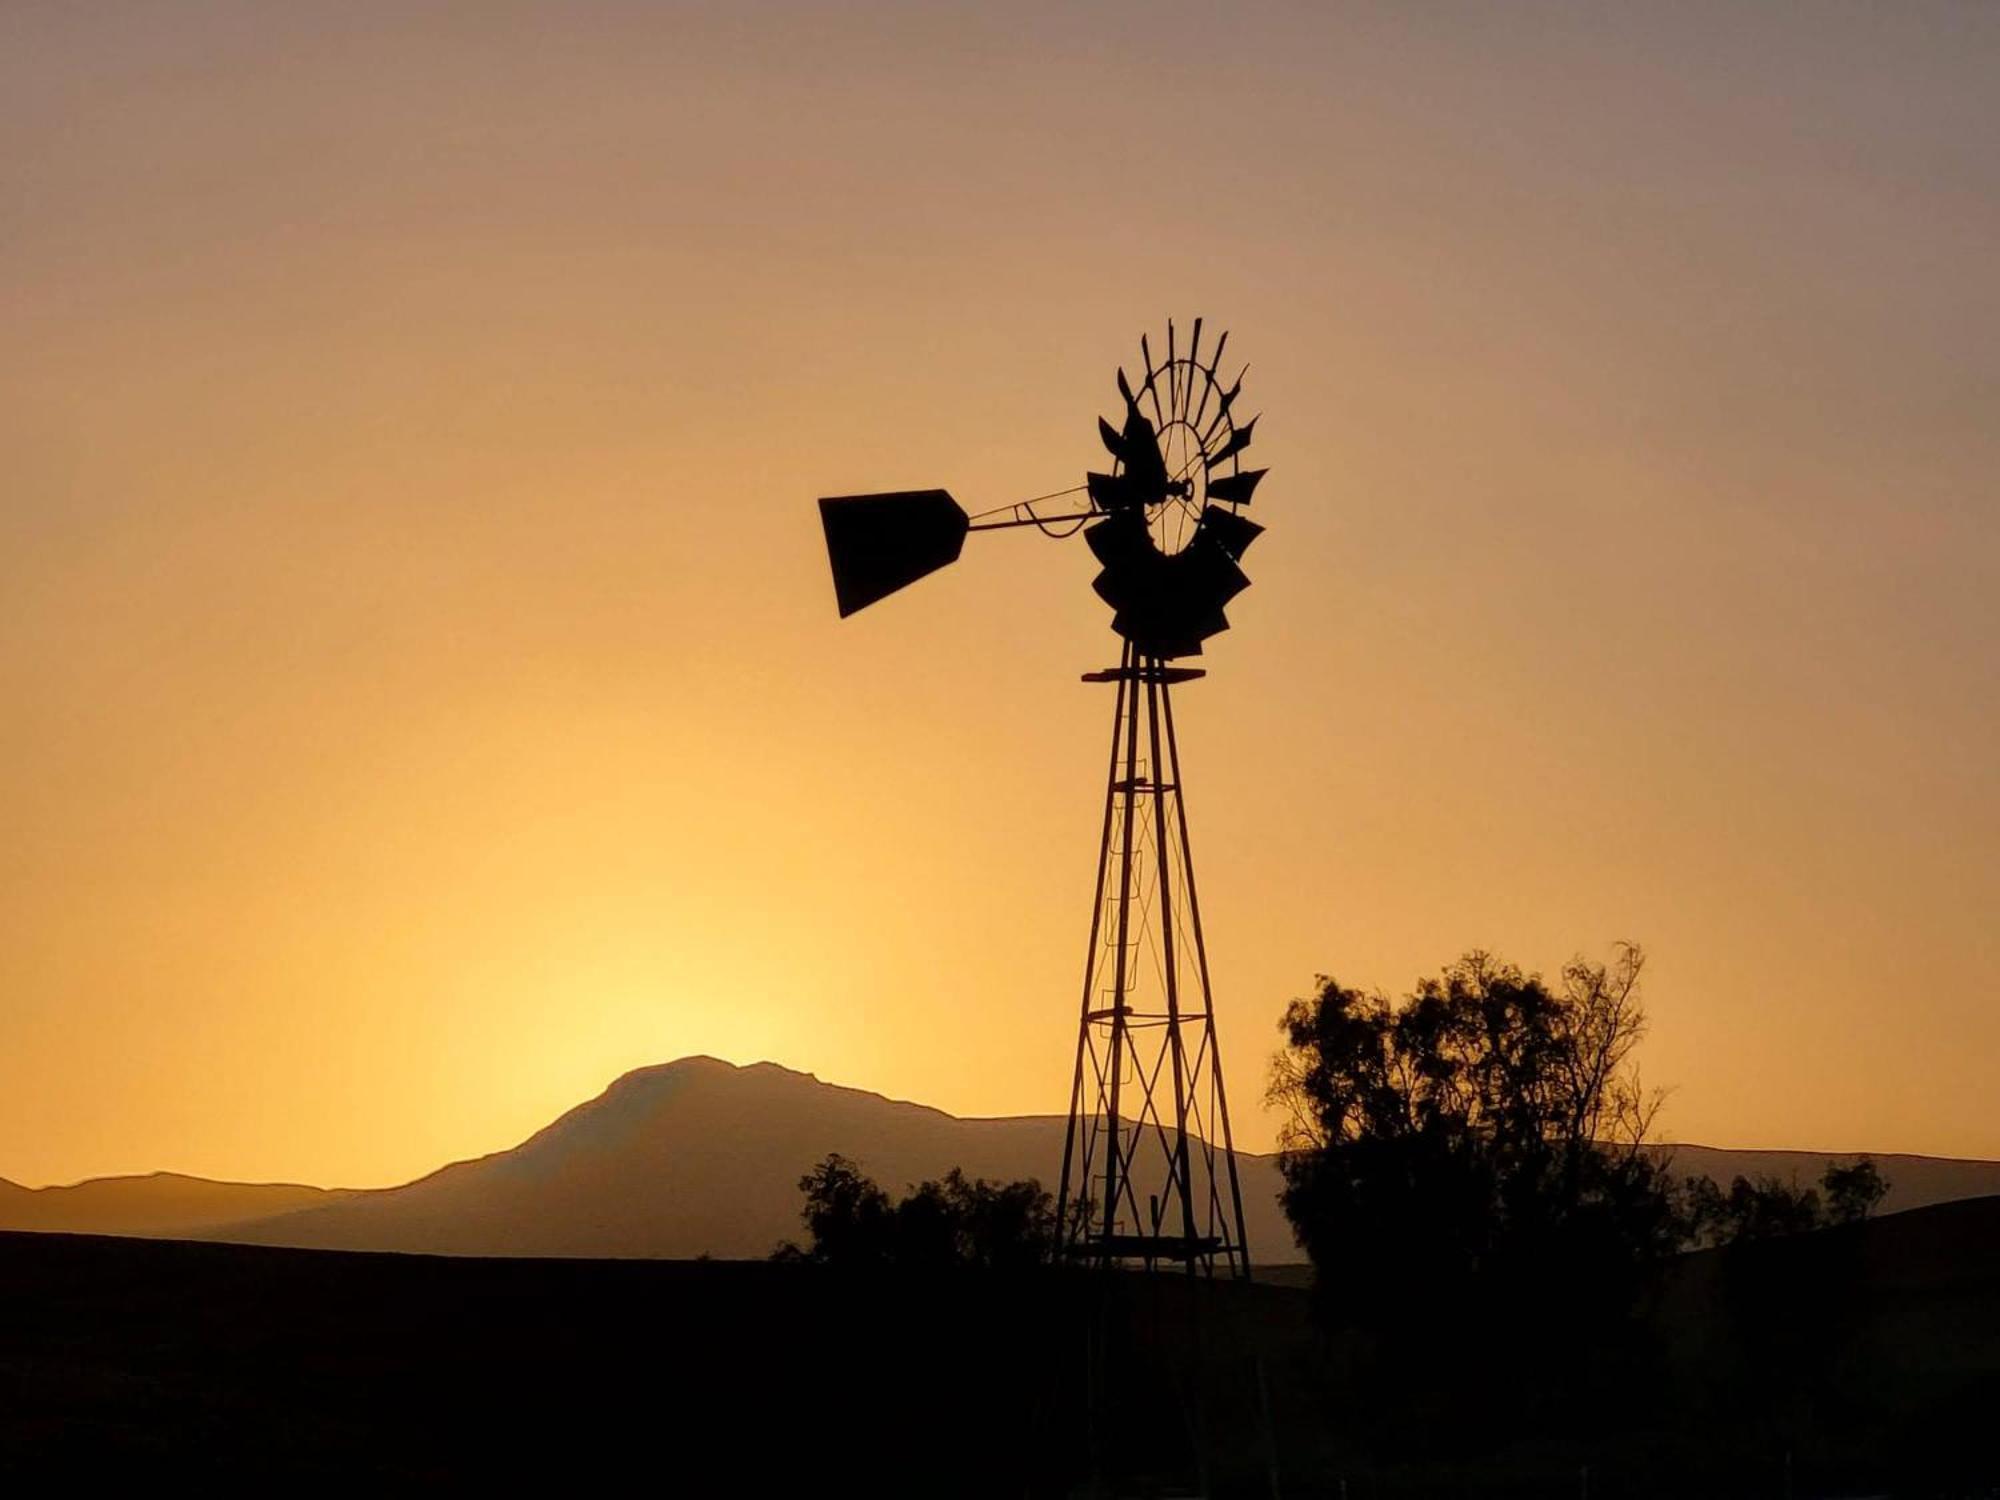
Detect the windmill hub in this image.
<box><xmin>815</xmin><ymin>320</ymin><xmax>1267</xmax><ymax>1279</ymax></box>
<box><xmin>1143</xmin><ymin>421</ymin><xmax>1213</xmax><ymax>553</ymax></box>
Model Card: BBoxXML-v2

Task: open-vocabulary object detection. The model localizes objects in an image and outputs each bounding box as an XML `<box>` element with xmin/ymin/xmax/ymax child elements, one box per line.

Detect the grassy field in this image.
<box><xmin>3</xmin><ymin>1200</ymin><xmax>1997</xmax><ymax>1495</ymax></box>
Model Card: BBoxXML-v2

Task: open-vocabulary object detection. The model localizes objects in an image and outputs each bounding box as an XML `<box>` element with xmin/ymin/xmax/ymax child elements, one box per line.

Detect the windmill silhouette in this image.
<box><xmin>817</xmin><ymin>321</ymin><xmax>1265</xmax><ymax>1277</ymax></box>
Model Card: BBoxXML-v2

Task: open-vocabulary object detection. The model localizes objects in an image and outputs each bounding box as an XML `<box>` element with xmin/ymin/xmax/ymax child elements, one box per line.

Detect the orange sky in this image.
<box><xmin>3</xmin><ymin>4</ymin><xmax>1995</xmax><ymax>1189</ymax></box>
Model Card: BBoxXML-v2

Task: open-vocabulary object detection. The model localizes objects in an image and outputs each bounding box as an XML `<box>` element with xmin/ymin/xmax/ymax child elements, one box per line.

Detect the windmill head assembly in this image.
<box><xmin>817</xmin><ymin>321</ymin><xmax>1265</xmax><ymax>1278</ymax></box>
<box><xmin>819</xmin><ymin>321</ymin><xmax>1265</xmax><ymax>657</ymax></box>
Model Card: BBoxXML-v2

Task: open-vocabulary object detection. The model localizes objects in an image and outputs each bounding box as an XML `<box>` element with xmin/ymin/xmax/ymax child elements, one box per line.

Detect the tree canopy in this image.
<box><xmin>775</xmin><ymin>1154</ymin><xmax>1056</xmax><ymax>1269</ymax></box>
<box><xmin>1682</xmin><ymin>1156</ymin><xmax>1889</xmax><ymax>1247</ymax></box>
<box><xmin>1270</xmin><ymin>944</ymin><xmax>1891</xmax><ymax>1336</ymax></box>
<box><xmin>1269</xmin><ymin>945</ymin><xmax>1682</xmax><ymax>1334</ymax></box>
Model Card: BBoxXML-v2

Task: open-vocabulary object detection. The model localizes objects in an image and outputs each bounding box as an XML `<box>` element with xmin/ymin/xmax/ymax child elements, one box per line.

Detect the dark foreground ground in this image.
<box><xmin>3</xmin><ymin>1200</ymin><xmax>1999</xmax><ymax>1496</ymax></box>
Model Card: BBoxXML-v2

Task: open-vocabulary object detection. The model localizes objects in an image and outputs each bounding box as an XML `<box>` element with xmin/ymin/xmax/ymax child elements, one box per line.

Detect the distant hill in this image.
<box><xmin>1651</xmin><ymin>1142</ymin><xmax>2000</xmax><ymax>1219</ymax></box>
<box><xmin>0</xmin><ymin>1172</ymin><xmax>346</xmax><ymax>1237</ymax></box>
<box><xmin>204</xmin><ymin>1056</ymin><xmax>1299</xmax><ymax>1260</ymax></box>
<box><xmin>6</xmin><ymin>1057</ymin><xmax>1999</xmax><ymax>1261</ymax></box>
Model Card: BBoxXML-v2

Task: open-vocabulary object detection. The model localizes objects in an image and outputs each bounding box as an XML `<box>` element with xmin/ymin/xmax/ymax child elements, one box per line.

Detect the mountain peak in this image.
<box><xmin>602</xmin><ymin>1054</ymin><xmax>741</xmax><ymax>1088</ymax></box>
<box><xmin>596</xmin><ymin>1055</ymin><xmax>825</xmax><ymax>1091</ymax></box>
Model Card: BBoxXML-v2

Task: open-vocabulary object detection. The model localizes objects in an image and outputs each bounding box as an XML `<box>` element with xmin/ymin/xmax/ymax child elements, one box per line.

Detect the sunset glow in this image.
<box><xmin>3</xmin><ymin>3</ymin><xmax>1994</xmax><ymax>1191</ymax></box>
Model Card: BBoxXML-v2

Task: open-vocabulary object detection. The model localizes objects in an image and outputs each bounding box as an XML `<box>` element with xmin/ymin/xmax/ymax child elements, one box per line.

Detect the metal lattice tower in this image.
<box><xmin>1055</xmin><ymin>645</ymin><xmax>1250</xmax><ymax>1276</ymax></box>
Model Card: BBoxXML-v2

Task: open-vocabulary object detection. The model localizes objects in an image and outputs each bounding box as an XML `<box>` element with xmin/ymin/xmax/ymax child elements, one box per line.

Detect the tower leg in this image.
<box><xmin>1055</xmin><ymin>640</ymin><xmax>1130</xmax><ymax>1255</ymax></box>
<box><xmin>1160</xmin><ymin>671</ymin><xmax>1252</xmax><ymax>1278</ymax></box>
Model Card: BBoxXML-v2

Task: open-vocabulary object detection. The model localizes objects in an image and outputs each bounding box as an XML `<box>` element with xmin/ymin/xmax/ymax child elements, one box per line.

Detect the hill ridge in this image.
<box><xmin>7</xmin><ymin>1057</ymin><xmax>2000</xmax><ymax>1258</ymax></box>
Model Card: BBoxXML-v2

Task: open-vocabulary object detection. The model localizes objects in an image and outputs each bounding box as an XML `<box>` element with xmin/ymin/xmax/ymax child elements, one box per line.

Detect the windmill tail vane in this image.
<box><xmin>815</xmin><ymin>320</ymin><xmax>1267</xmax><ymax>1278</ymax></box>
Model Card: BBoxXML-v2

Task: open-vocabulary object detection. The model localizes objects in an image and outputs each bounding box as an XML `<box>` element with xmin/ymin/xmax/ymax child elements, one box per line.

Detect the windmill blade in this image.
<box><xmin>1113</xmin><ymin>611</ymin><xmax>1210</xmax><ymax>659</ymax></box>
<box><xmin>1110</xmin><ymin>601</ymin><xmax>1226</xmax><ymax>660</ymax></box>
<box><xmin>1089</xmin><ymin>514</ymin><xmax>1248</xmax><ymax>659</ymax></box>
<box><xmin>1188</xmin><ymin>606</ymin><xmax>1229</xmax><ymax>640</ymax></box>
<box><xmin>1094</xmin><ymin>563</ymin><xmax>1170</xmax><ymax>617</ymax></box>
<box><xmin>818</xmin><ymin>490</ymin><xmax>969</xmax><ymax>618</ymax></box>
<box><xmin>1201</xmin><ymin>370</ymin><xmax>1246</xmax><ymax>443</ymax></box>
<box><xmin>1186</xmin><ymin>317</ymin><xmax>1204</xmax><ymax>406</ymax></box>
<box><xmin>1204</xmin><ymin>415</ymin><xmax>1258</xmax><ymax>470</ymax></box>
<box><xmin>1181</xmin><ymin>538</ymin><xmax>1251</xmax><ymax>611</ymax></box>
<box><xmin>1085</xmin><ymin>510</ymin><xmax>1151</xmax><ymax>568</ymax></box>
<box><xmin>1139</xmin><ymin>343</ymin><xmax>1167</xmax><ymax>427</ymax></box>
<box><xmin>1176</xmin><ymin>607</ymin><xmax>1230</xmax><ymax>651</ymax></box>
<box><xmin>1191</xmin><ymin>328</ymin><xmax>1227</xmax><ymax>429</ymax></box>
<box><xmin>1196</xmin><ymin>505</ymin><xmax>1264</xmax><ymax>560</ymax></box>
<box><xmin>1205</xmin><ymin>468</ymin><xmax>1267</xmax><ymax>506</ymax></box>
<box><xmin>1088</xmin><ymin>517</ymin><xmax>1168</xmax><ymax>616</ymax></box>
<box><xmin>1087</xmin><ymin>471</ymin><xmax>1139</xmax><ymax>512</ymax></box>
<box><xmin>1098</xmin><ymin>416</ymin><xmax>1128</xmax><ymax>462</ymax></box>
<box><xmin>1120</xmin><ymin>407</ymin><xmax>1170</xmax><ymax>503</ymax></box>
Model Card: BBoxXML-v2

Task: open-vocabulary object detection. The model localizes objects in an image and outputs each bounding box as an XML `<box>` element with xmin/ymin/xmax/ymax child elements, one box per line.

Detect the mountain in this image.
<box><xmin>206</xmin><ymin>1056</ymin><xmax>1300</xmax><ymax>1260</ymax></box>
<box><xmin>0</xmin><ymin>1172</ymin><xmax>346</xmax><ymax>1237</ymax></box>
<box><xmin>8</xmin><ymin>1057</ymin><xmax>2000</xmax><ymax>1261</ymax></box>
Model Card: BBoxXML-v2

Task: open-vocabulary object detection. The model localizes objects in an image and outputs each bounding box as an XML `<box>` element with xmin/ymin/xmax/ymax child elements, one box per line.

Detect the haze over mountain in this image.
<box><xmin>0</xmin><ymin>1173</ymin><xmax>346</xmax><ymax>1238</ymax></box>
<box><xmin>7</xmin><ymin>1057</ymin><xmax>2000</xmax><ymax>1259</ymax></box>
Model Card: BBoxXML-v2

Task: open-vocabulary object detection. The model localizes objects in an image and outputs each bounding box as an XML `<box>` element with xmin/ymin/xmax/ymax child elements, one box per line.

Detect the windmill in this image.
<box><xmin>817</xmin><ymin>321</ymin><xmax>1264</xmax><ymax>1277</ymax></box>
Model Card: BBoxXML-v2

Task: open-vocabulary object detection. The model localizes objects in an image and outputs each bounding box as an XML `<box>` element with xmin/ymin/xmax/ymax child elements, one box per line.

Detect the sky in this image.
<box><xmin>2</xmin><ymin>2</ymin><xmax>1995</xmax><ymax>1189</ymax></box>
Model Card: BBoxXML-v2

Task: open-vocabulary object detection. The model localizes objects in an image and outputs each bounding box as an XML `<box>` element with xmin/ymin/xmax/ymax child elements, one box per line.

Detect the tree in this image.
<box><xmin>937</xmin><ymin>1169</ymin><xmax>1061</xmax><ymax>1269</ymax></box>
<box><xmin>1679</xmin><ymin>1156</ymin><xmax>1890</xmax><ymax>1246</ymax></box>
<box><xmin>1822</xmin><ymin>1156</ymin><xmax>1888</xmax><ymax>1225</ymax></box>
<box><xmin>1722</xmin><ymin>1174</ymin><xmax>1823</xmax><ymax>1240</ymax></box>
<box><xmin>1268</xmin><ymin>944</ymin><xmax>1681</xmax><ymax>1349</ymax></box>
<box><xmin>778</xmin><ymin>1152</ymin><xmax>896</xmax><ymax>1263</ymax></box>
<box><xmin>775</xmin><ymin>1155</ymin><xmax>1057</xmax><ymax>1268</ymax></box>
